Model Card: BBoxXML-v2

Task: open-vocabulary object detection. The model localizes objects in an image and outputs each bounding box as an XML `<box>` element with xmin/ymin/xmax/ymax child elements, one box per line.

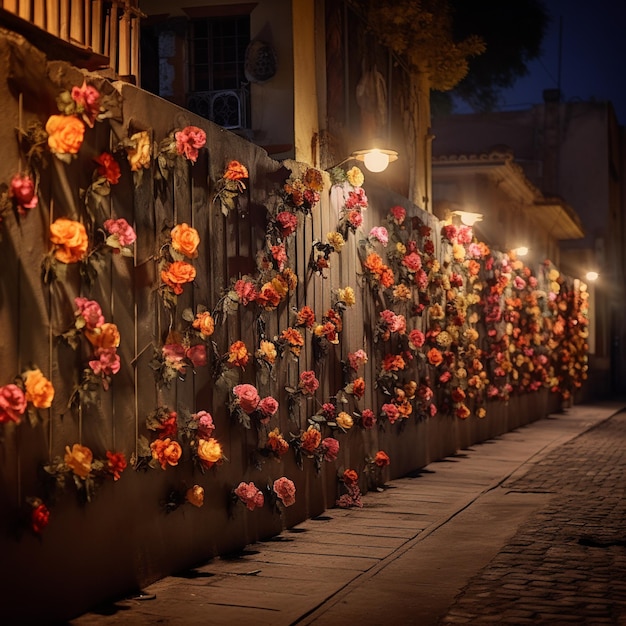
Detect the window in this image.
<box><xmin>187</xmin><ymin>15</ymin><xmax>250</xmax><ymax>128</ymax></box>
<box><xmin>189</xmin><ymin>16</ymin><xmax>250</xmax><ymax>92</ymax></box>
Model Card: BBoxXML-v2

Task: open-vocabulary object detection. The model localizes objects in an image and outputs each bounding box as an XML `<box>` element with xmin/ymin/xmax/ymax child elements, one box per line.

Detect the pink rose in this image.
<box><xmin>234</xmin><ymin>481</ymin><xmax>264</xmax><ymax>511</ymax></box>
<box><xmin>193</xmin><ymin>410</ymin><xmax>215</xmax><ymax>438</ymax></box>
<box><xmin>71</xmin><ymin>81</ymin><xmax>101</xmax><ymax>126</ymax></box>
<box><xmin>186</xmin><ymin>344</ymin><xmax>207</xmax><ymax>368</ymax></box>
<box><xmin>368</xmin><ymin>226</ymin><xmax>388</xmax><ymax>246</ymax></box>
<box><xmin>273</xmin><ymin>477</ymin><xmax>296</xmax><ymax>507</ymax></box>
<box><xmin>89</xmin><ymin>348</ymin><xmax>120</xmax><ymax>376</ymax></box>
<box><xmin>271</xmin><ymin>244</ymin><xmax>288</xmax><ymax>271</ymax></box>
<box><xmin>74</xmin><ymin>297</ymin><xmax>104</xmax><ymax>330</ymax></box>
<box><xmin>234</xmin><ymin>279</ymin><xmax>258</xmax><ymax>306</ymax></box>
<box><xmin>258</xmin><ymin>396</ymin><xmax>279</xmax><ymax>420</ymax></box>
<box><xmin>276</xmin><ymin>211</ymin><xmax>298</xmax><ymax>237</ymax></box>
<box><xmin>321</xmin><ymin>437</ymin><xmax>340</xmax><ymax>462</ymax></box>
<box><xmin>409</xmin><ymin>329</ymin><xmax>425</xmax><ymax>349</ymax></box>
<box><xmin>360</xmin><ymin>409</ymin><xmax>376</xmax><ymax>429</ymax></box>
<box><xmin>175</xmin><ymin>126</ymin><xmax>206</xmax><ymax>163</ymax></box>
<box><xmin>381</xmin><ymin>403</ymin><xmax>400</xmax><ymax>424</ymax></box>
<box><xmin>104</xmin><ymin>218</ymin><xmax>136</xmax><ymax>247</ymax></box>
<box><xmin>233</xmin><ymin>384</ymin><xmax>260</xmax><ymax>414</ymax></box>
<box><xmin>0</xmin><ymin>384</ymin><xmax>27</xmax><ymax>424</ymax></box>
<box><xmin>390</xmin><ymin>205</ymin><xmax>406</xmax><ymax>224</ymax></box>
<box><xmin>10</xmin><ymin>174</ymin><xmax>38</xmax><ymax>214</ymax></box>
<box><xmin>402</xmin><ymin>252</ymin><xmax>422</xmax><ymax>272</ymax></box>
<box><xmin>298</xmin><ymin>370</ymin><xmax>319</xmax><ymax>395</ymax></box>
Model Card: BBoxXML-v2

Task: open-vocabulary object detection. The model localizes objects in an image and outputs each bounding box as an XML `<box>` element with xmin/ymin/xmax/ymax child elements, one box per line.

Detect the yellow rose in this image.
<box><xmin>197</xmin><ymin>437</ymin><xmax>222</xmax><ymax>465</ymax></box>
<box><xmin>46</xmin><ymin>114</ymin><xmax>85</xmax><ymax>154</ymax></box>
<box><xmin>64</xmin><ymin>443</ymin><xmax>93</xmax><ymax>478</ymax></box>
<box><xmin>23</xmin><ymin>368</ymin><xmax>55</xmax><ymax>409</ymax></box>
<box><xmin>346</xmin><ymin>166</ymin><xmax>364</xmax><ymax>187</ymax></box>
<box><xmin>127</xmin><ymin>130</ymin><xmax>152</xmax><ymax>171</ymax></box>
<box><xmin>327</xmin><ymin>231</ymin><xmax>345</xmax><ymax>251</ymax></box>
<box><xmin>336</xmin><ymin>411</ymin><xmax>353</xmax><ymax>430</ymax></box>
<box><xmin>337</xmin><ymin>286</ymin><xmax>356</xmax><ymax>306</ymax></box>
<box><xmin>192</xmin><ymin>311</ymin><xmax>215</xmax><ymax>337</ymax></box>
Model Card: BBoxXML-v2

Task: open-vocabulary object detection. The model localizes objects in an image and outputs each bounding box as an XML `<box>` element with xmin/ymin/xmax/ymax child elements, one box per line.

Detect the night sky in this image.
<box><xmin>467</xmin><ymin>0</ymin><xmax>626</xmax><ymax>124</ymax></box>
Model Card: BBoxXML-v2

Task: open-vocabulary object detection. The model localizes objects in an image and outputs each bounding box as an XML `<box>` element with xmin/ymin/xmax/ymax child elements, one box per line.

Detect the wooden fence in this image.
<box><xmin>0</xmin><ymin>31</ymin><xmax>585</xmax><ymax>622</ymax></box>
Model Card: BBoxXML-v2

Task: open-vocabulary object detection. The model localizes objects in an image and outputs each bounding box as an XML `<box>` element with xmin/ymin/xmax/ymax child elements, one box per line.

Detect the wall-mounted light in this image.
<box><xmin>451</xmin><ymin>210</ymin><xmax>483</xmax><ymax>226</ymax></box>
<box><xmin>350</xmin><ymin>148</ymin><xmax>398</xmax><ymax>173</ymax></box>
<box><xmin>513</xmin><ymin>246</ymin><xmax>529</xmax><ymax>257</ymax></box>
<box><xmin>585</xmin><ymin>270</ymin><xmax>599</xmax><ymax>282</ymax></box>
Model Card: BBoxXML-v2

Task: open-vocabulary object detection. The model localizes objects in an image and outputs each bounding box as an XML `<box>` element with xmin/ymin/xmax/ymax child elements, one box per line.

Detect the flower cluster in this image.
<box><xmin>158</xmin><ymin>222</ymin><xmax>200</xmax><ymax>306</ymax></box>
<box><xmin>214</xmin><ymin>160</ymin><xmax>249</xmax><ymax>216</ymax></box>
<box><xmin>229</xmin><ymin>383</ymin><xmax>280</xmax><ymax>429</ymax></box>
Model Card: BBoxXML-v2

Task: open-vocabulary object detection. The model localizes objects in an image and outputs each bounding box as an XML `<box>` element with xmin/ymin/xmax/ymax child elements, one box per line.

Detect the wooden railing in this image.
<box><xmin>0</xmin><ymin>0</ymin><xmax>143</xmax><ymax>81</ymax></box>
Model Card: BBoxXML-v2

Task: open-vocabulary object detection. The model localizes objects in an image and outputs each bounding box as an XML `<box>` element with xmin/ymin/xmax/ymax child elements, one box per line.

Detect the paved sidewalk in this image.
<box><xmin>71</xmin><ymin>402</ymin><xmax>624</xmax><ymax>626</ymax></box>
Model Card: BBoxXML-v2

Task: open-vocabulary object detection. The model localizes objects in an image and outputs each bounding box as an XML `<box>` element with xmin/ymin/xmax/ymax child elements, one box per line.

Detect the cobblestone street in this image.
<box><xmin>442</xmin><ymin>411</ymin><xmax>626</xmax><ymax>625</ymax></box>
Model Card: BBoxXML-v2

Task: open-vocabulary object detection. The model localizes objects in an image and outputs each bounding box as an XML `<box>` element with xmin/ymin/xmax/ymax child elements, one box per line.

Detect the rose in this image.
<box><xmin>162</xmin><ymin>343</ymin><xmax>186</xmax><ymax>370</ymax></box>
<box><xmin>346</xmin><ymin>166</ymin><xmax>364</xmax><ymax>187</ymax></box>
<box><xmin>171</xmin><ymin>223</ymin><xmax>200</xmax><ymax>258</ymax></box>
<box><xmin>227</xmin><ymin>340</ymin><xmax>250</xmax><ymax>368</ymax></box>
<box><xmin>186</xmin><ymin>344</ymin><xmax>207</xmax><ymax>368</ymax></box>
<box><xmin>321</xmin><ymin>437</ymin><xmax>340</xmax><ymax>462</ymax></box>
<box><xmin>409</xmin><ymin>329</ymin><xmax>425</xmax><ymax>349</ymax></box>
<box><xmin>233</xmin><ymin>384</ymin><xmax>260</xmax><ymax>414</ymax></box>
<box><xmin>31</xmin><ymin>501</ymin><xmax>50</xmax><ymax>534</ymax></box>
<box><xmin>234</xmin><ymin>481</ymin><xmax>264</xmax><ymax>511</ymax></box>
<box><xmin>89</xmin><ymin>348</ymin><xmax>120</xmax><ymax>377</ymax></box>
<box><xmin>71</xmin><ymin>81</ymin><xmax>101</xmax><ymax>126</ymax></box>
<box><xmin>427</xmin><ymin>348</ymin><xmax>444</xmax><ymax>367</ymax></box>
<box><xmin>85</xmin><ymin>322</ymin><xmax>120</xmax><ymax>350</ymax></box>
<box><xmin>273</xmin><ymin>477</ymin><xmax>296</xmax><ymax>507</ymax></box>
<box><xmin>298</xmin><ymin>370</ymin><xmax>319</xmax><ymax>395</ymax></box>
<box><xmin>223</xmin><ymin>160</ymin><xmax>249</xmax><ymax>180</ymax></box>
<box><xmin>197</xmin><ymin>437</ymin><xmax>222</xmax><ymax>467</ymax></box>
<box><xmin>390</xmin><ymin>205</ymin><xmax>406</xmax><ymax>224</ymax></box>
<box><xmin>267</xmin><ymin>428</ymin><xmax>290</xmax><ymax>457</ymax></box>
<box><xmin>368</xmin><ymin>226</ymin><xmax>388</xmax><ymax>246</ymax></box>
<box><xmin>258</xmin><ymin>397</ymin><xmax>279</xmax><ymax>420</ymax></box>
<box><xmin>127</xmin><ymin>130</ymin><xmax>151</xmax><ymax>171</ymax></box>
<box><xmin>106</xmin><ymin>450</ymin><xmax>127</xmax><ymax>480</ymax></box>
<box><xmin>351</xmin><ymin>377</ymin><xmax>365</xmax><ymax>399</ymax></box>
<box><xmin>336</xmin><ymin>412</ymin><xmax>354</xmax><ymax>430</ymax></box>
<box><xmin>382</xmin><ymin>403</ymin><xmax>400</xmax><ymax>424</ymax></box>
<box><xmin>360</xmin><ymin>408</ymin><xmax>376</xmax><ymax>429</ymax></box>
<box><xmin>343</xmin><ymin>469</ymin><xmax>358</xmax><ymax>486</ymax></box>
<box><xmin>161</xmin><ymin>261</ymin><xmax>196</xmax><ymax>295</ymax></box>
<box><xmin>49</xmin><ymin>218</ymin><xmax>89</xmax><ymax>263</ymax></box>
<box><xmin>194</xmin><ymin>410</ymin><xmax>215</xmax><ymax>438</ymax></box>
<box><xmin>0</xmin><ymin>384</ymin><xmax>27</xmax><ymax>424</ymax></box>
<box><xmin>150</xmin><ymin>437</ymin><xmax>182</xmax><ymax>469</ymax></box>
<box><xmin>186</xmin><ymin>485</ymin><xmax>205</xmax><ymax>507</ymax></box>
<box><xmin>276</xmin><ymin>211</ymin><xmax>298</xmax><ymax>236</ymax></box>
<box><xmin>45</xmin><ymin>114</ymin><xmax>85</xmax><ymax>154</ymax></box>
<box><xmin>104</xmin><ymin>218</ymin><xmax>136</xmax><ymax>247</ymax></box>
<box><xmin>74</xmin><ymin>297</ymin><xmax>104</xmax><ymax>330</ymax></box>
<box><xmin>301</xmin><ymin>426</ymin><xmax>321</xmax><ymax>453</ymax></box>
<box><xmin>192</xmin><ymin>312</ymin><xmax>215</xmax><ymax>337</ymax></box>
<box><xmin>374</xmin><ymin>450</ymin><xmax>390</xmax><ymax>467</ymax></box>
<box><xmin>10</xmin><ymin>174</ymin><xmax>38</xmax><ymax>214</ymax></box>
<box><xmin>64</xmin><ymin>443</ymin><xmax>93</xmax><ymax>478</ymax></box>
<box><xmin>256</xmin><ymin>340</ymin><xmax>277</xmax><ymax>365</ymax></box>
<box><xmin>23</xmin><ymin>369</ymin><xmax>54</xmax><ymax>408</ymax></box>
<box><xmin>175</xmin><ymin>126</ymin><xmax>206</xmax><ymax>163</ymax></box>
<box><xmin>95</xmin><ymin>153</ymin><xmax>121</xmax><ymax>184</ymax></box>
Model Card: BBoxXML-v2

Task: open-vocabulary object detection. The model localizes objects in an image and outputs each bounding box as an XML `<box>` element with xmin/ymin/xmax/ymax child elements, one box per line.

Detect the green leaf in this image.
<box><xmin>181</xmin><ymin>308</ymin><xmax>195</xmax><ymax>322</ymax></box>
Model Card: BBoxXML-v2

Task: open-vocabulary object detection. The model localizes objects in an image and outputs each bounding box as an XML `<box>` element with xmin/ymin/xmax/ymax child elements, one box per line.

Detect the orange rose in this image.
<box><xmin>256</xmin><ymin>339</ymin><xmax>277</xmax><ymax>365</ymax></box>
<box><xmin>301</xmin><ymin>426</ymin><xmax>322</xmax><ymax>453</ymax></box>
<box><xmin>49</xmin><ymin>218</ymin><xmax>89</xmax><ymax>263</ymax></box>
<box><xmin>303</xmin><ymin>167</ymin><xmax>324</xmax><ymax>191</ymax></box>
<box><xmin>85</xmin><ymin>322</ymin><xmax>120</xmax><ymax>349</ymax></box>
<box><xmin>352</xmin><ymin>377</ymin><xmax>366</xmax><ymax>399</ymax></box>
<box><xmin>186</xmin><ymin>484</ymin><xmax>205</xmax><ymax>507</ymax></box>
<box><xmin>223</xmin><ymin>160</ymin><xmax>249</xmax><ymax>181</ymax></box>
<box><xmin>343</xmin><ymin>469</ymin><xmax>359</xmax><ymax>485</ymax></box>
<box><xmin>150</xmin><ymin>437</ymin><xmax>182</xmax><ymax>469</ymax></box>
<box><xmin>161</xmin><ymin>261</ymin><xmax>196</xmax><ymax>295</ymax></box>
<box><xmin>46</xmin><ymin>114</ymin><xmax>85</xmax><ymax>154</ymax></box>
<box><xmin>227</xmin><ymin>340</ymin><xmax>250</xmax><ymax>368</ymax></box>
<box><xmin>374</xmin><ymin>450</ymin><xmax>390</xmax><ymax>467</ymax></box>
<box><xmin>64</xmin><ymin>443</ymin><xmax>93</xmax><ymax>478</ymax></box>
<box><xmin>336</xmin><ymin>412</ymin><xmax>354</xmax><ymax>430</ymax></box>
<box><xmin>427</xmin><ymin>347</ymin><xmax>444</xmax><ymax>366</ymax></box>
<box><xmin>197</xmin><ymin>437</ymin><xmax>222</xmax><ymax>467</ymax></box>
<box><xmin>171</xmin><ymin>223</ymin><xmax>200</xmax><ymax>258</ymax></box>
<box><xmin>364</xmin><ymin>252</ymin><xmax>383</xmax><ymax>274</ymax></box>
<box><xmin>192</xmin><ymin>311</ymin><xmax>215</xmax><ymax>337</ymax></box>
<box><xmin>23</xmin><ymin>368</ymin><xmax>55</xmax><ymax>409</ymax></box>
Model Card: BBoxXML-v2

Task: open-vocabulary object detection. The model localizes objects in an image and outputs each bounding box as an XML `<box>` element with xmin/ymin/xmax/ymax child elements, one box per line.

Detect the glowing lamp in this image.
<box><xmin>452</xmin><ymin>210</ymin><xmax>483</xmax><ymax>226</ymax></box>
<box><xmin>585</xmin><ymin>271</ymin><xmax>599</xmax><ymax>281</ymax></box>
<box><xmin>352</xmin><ymin>148</ymin><xmax>398</xmax><ymax>173</ymax></box>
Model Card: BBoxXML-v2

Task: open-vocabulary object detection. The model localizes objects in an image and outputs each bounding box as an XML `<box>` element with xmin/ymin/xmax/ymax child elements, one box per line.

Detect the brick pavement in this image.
<box><xmin>441</xmin><ymin>411</ymin><xmax>626</xmax><ymax>625</ymax></box>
